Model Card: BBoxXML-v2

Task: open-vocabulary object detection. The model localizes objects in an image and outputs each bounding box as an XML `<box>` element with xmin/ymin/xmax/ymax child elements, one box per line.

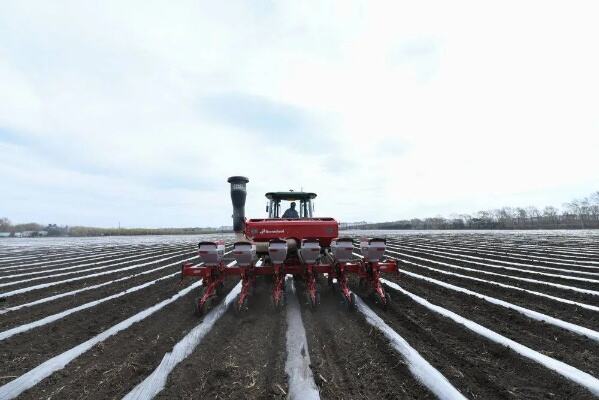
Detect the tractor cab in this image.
<box><xmin>243</xmin><ymin>183</ymin><xmax>337</xmax><ymax>247</ymax></box>
<box><xmin>265</xmin><ymin>191</ymin><xmax>316</xmax><ymax>219</ymax></box>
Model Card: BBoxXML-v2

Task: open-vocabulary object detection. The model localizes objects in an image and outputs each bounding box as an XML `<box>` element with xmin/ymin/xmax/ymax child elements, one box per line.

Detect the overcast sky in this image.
<box><xmin>1</xmin><ymin>1</ymin><xmax>598</xmax><ymax>228</ymax></box>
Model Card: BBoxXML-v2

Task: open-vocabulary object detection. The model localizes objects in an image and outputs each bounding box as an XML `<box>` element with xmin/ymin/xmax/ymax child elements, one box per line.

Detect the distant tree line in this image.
<box><xmin>3</xmin><ymin>190</ymin><xmax>598</xmax><ymax>235</ymax></box>
<box><xmin>348</xmin><ymin>191</ymin><xmax>599</xmax><ymax>230</ymax></box>
<box><xmin>0</xmin><ymin>218</ymin><xmax>230</xmax><ymax>237</ymax></box>
<box><xmin>0</xmin><ymin>219</ymin><xmax>50</xmax><ymax>236</ymax></box>
<box><xmin>67</xmin><ymin>226</ymin><xmax>228</xmax><ymax>236</ymax></box>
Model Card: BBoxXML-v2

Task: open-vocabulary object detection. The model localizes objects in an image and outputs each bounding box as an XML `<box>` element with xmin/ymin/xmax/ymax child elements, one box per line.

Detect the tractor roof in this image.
<box><xmin>265</xmin><ymin>191</ymin><xmax>317</xmax><ymax>201</ymax></box>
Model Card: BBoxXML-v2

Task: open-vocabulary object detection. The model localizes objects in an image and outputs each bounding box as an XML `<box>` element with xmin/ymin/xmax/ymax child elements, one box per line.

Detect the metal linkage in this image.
<box><xmin>232</xmin><ymin>242</ymin><xmax>256</xmax><ymax>312</ymax></box>
<box><xmin>268</xmin><ymin>239</ymin><xmax>287</xmax><ymax>309</ymax></box>
<box><xmin>331</xmin><ymin>238</ymin><xmax>357</xmax><ymax>308</ymax></box>
<box><xmin>181</xmin><ymin>241</ymin><xmax>227</xmax><ymax>315</ymax></box>
<box><xmin>358</xmin><ymin>238</ymin><xmax>396</xmax><ymax>309</ymax></box>
<box><xmin>181</xmin><ymin>241</ymin><xmax>257</xmax><ymax>315</ymax></box>
<box><xmin>299</xmin><ymin>239</ymin><xmax>321</xmax><ymax>309</ymax></box>
<box><xmin>181</xmin><ymin>237</ymin><xmax>398</xmax><ymax>316</ymax></box>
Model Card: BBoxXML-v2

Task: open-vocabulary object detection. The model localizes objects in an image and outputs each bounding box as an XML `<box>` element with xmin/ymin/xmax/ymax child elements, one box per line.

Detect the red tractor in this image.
<box><xmin>181</xmin><ymin>176</ymin><xmax>398</xmax><ymax>315</ymax></box>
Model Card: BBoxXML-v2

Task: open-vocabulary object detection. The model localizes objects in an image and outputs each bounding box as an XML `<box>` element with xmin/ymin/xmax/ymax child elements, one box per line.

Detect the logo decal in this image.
<box><xmin>259</xmin><ymin>228</ymin><xmax>285</xmax><ymax>235</ymax></box>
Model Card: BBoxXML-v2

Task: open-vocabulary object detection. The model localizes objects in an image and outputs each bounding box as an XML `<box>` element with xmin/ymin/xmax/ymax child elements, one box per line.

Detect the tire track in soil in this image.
<box><xmin>395</xmin><ymin>259</ymin><xmax>599</xmax><ymax>308</ymax></box>
<box><xmin>299</xmin><ymin>281</ymin><xmax>434</xmax><ymax>400</ymax></box>
<box><xmin>391</xmin><ymin>248</ymin><xmax>599</xmax><ymax>290</ymax></box>
<box><xmin>388</xmin><ymin>239</ymin><xmax>599</xmax><ymax>266</ymax></box>
<box><xmin>385</xmin><ymin>275</ymin><xmax>599</xmax><ymax>378</ymax></box>
<box><xmin>0</xmin><ymin>256</ymin><xmax>198</xmax><ymax>332</ymax></box>
<box><xmin>0</xmin><ymin>247</ymin><xmax>119</xmax><ymax>266</ymax></box>
<box><xmin>392</xmin><ymin>261</ymin><xmax>599</xmax><ymax>331</ymax></box>
<box><xmin>0</xmin><ymin>245</ymin><xmax>178</xmax><ymax>273</ymax></box>
<box><xmin>0</xmin><ymin>247</ymin><xmax>191</xmax><ymax>288</ymax></box>
<box><xmin>392</xmin><ymin>237</ymin><xmax>599</xmax><ymax>260</ymax></box>
<box><xmin>0</xmin><ymin>251</ymin><xmax>196</xmax><ymax>305</ymax></box>
<box><xmin>156</xmin><ymin>280</ymin><xmax>288</xmax><ymax>400</ymax></box>
<box><xmin>457</xmin><ymin>244</ymin><xmax>599</xmax><ymax>260</ymax></box>
<box><xmin>353</xmin><ymin>281</ymin><xmax>597</xmax><ymax>400</ymax></box>
<box><xmin>387</xmin><ymin>243</ymin><xmax>599</xmax><ymax>273</ymax></box>
<box><xmin>17</xmin><ymin>280</ymin><xmax>240</xmax><ymax>400</ymax></box>
<box><xmin>0</xmin><ymin>274</ymin><xmax>194</xmax><ymax>380</ymax></box>
<box><xmin>388</xmin><ymin>253</ymin><xmax>599</xmax><ymax>306</ymax></box>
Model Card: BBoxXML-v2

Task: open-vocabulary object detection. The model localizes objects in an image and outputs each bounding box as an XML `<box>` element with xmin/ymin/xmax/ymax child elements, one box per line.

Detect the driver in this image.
<box><xmin>282</xmin><ymin>202</ymin><xmax>299</xmax><ymax>219</ymax></box>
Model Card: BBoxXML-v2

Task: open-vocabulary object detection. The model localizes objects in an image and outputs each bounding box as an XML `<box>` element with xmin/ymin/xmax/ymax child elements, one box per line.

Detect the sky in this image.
<box><xmin>1</xmin><ymin>1</ymin><xmax>598</xmax><ymax>228</ymax></box>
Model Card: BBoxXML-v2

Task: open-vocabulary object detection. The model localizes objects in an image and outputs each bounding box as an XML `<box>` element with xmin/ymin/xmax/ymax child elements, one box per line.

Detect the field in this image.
<box><xmin>1</xmin><ymin>231</ymin><xmax>599</xmax><ymax>399</ymax></box>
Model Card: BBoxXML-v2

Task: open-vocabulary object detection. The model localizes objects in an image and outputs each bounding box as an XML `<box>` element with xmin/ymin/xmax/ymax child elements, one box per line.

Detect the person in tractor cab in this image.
<box><xmin>282</xmin><ymin>202</ymin><xmax>299</xmax><ymax>218</ymax></box>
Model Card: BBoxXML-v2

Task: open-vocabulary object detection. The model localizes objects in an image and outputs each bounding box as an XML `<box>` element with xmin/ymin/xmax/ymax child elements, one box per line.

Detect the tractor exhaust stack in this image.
<box><xmin>227</xmin><ymin>176</ymin><xmax>249</xmax><ymax>233</ymax></box>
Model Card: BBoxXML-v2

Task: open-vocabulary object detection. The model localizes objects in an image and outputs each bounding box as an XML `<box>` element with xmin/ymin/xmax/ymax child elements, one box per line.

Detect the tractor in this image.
<box><xmin>181</xmin><ymin>176</ymin><xmax>398</xmax><ymax>315</ymax></box>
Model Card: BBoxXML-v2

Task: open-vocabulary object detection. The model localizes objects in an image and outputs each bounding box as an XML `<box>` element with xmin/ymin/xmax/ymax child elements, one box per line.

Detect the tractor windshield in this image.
<box><xmin>267</xmin><ymin>199</ymin><xmax>314</xmax><ymax>218</ymax></box>
<box><xmin>281</xmin><ymin>202</ymin><xmax>298</xmax><ymax>219</ymax></box>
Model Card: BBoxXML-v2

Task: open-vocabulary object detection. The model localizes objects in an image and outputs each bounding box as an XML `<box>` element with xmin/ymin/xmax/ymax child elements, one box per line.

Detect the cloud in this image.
<box><xmin>1</xmin><ymin>1</ymin><xmax>598</xmax><ymax>227</ymax></box>
<box><xmin>199</xmin><ymin>92</ymin><xmax>326</xmax><ymax>148</ymax></box>
<box><xmin>201</xmin><ymin>93</ymin><xmax>305</xmax><ymax>133</ymax></box>
<box><xmin>390</xmin><ymin>38</ymin><xmax>441</xmax><ymax>82</ymax></box>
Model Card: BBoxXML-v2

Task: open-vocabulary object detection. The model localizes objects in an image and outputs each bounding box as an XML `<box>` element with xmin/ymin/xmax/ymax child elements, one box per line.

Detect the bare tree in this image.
<box><xmin>458</xmin><ymin>213</ymin><xmax>472</xmax><ymax>227</ymax></box>
<box><xmin>0</xmin><ymin>217</ymin><xmax>11</xmax><ymax>231</ymax></box>
<box><xmin>526</xmin><ymin>206</ymin><xmax>541</xmax><ymax>218</ymax></box>
<box><xmin>496</xmin><ymin>207</ymin><xmax>515</xmax><ymax>227</ymax></box>
<box><xmin>516</xmin><ymin>208</ymin><xmax>528</xmax><ymax>224</ymax></box>
<box><xmin>13</xmin><ymin>222</ymin><xmax>44</xmax><ymax>232</ymax></box>
<box><xmin>475</xmin><ymin>210</ymin><xmax>491</xmax><ymax>220</ymax></box>
<box><xmin>590</xmin><ymin>192</ymin><xmax>599</xmax><ymax>221</ymax></box>
<box><xmin>543</xmin><ymin>206</ymin><xmax>559</xmax><ymax>217</ymax></box>
<box><xmin>564</xmin><ymin>200</ymin><xmax>586</xmax><ymax>228</ymax></box>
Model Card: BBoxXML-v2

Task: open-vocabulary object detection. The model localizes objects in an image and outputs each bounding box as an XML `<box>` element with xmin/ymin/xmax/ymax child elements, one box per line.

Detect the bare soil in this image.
<box><xmin>2</xmin><ymin>232</ymin><xmax>599</xmax><ymax>399</ymax></box>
